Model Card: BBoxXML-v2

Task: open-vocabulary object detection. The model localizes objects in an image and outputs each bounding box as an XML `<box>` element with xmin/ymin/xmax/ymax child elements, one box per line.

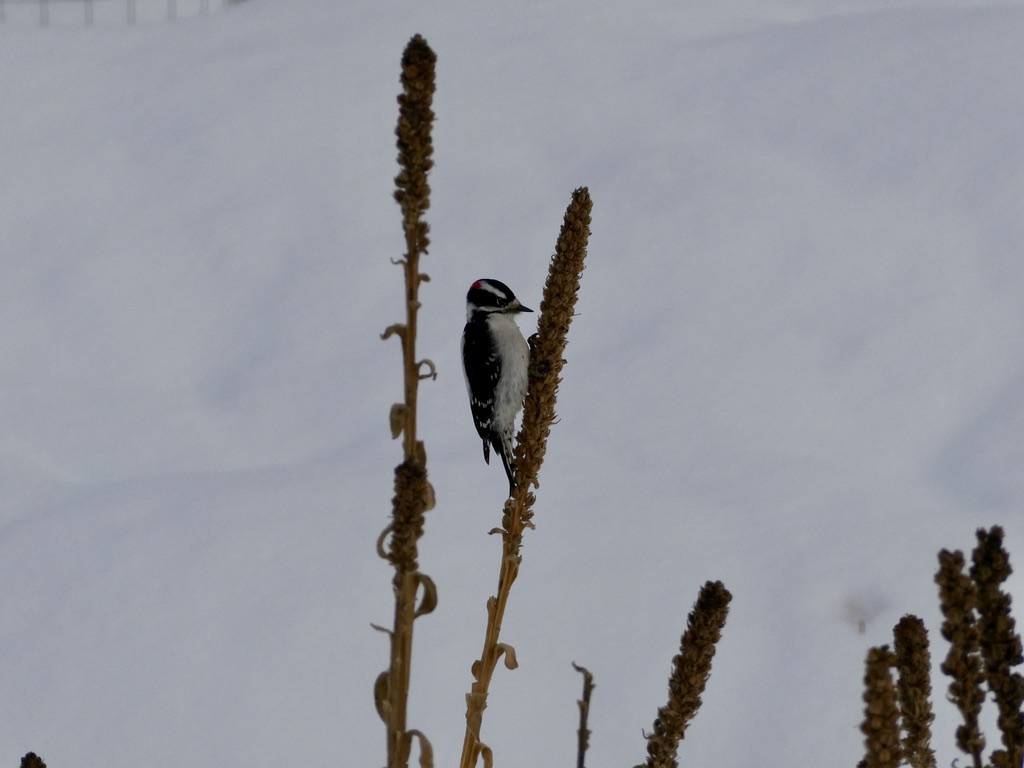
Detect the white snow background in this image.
<box><xmin>2</xmin><ymin>0</ymin><xmax>1023</xmax><ymax>765</ymax></box>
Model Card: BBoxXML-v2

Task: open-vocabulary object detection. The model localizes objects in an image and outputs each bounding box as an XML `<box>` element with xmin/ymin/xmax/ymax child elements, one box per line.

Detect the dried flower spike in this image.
<box><xmin>638</xmin><ymin>580</ymin><xmax>732</xmax><ymax>768</ymax></box>
<box><xmin>970</xmin><ymin>526</ymin><xmax>1024</xmax><ymax>768</ymax></box>
<box><xmin>858</xmin><ymin>645</ymin><xmax>902</xmax><ymax>768</ymax></box>
<box><xmin>893</xmin><ymin>615</ymin><xmax>937</xmax><ymax>768</ymax></box>
<box><xmin>936</xmin><ymin>548</ymin><xmax>986</xmax><ymax>768</ymax></box>
<box><xmin>512</xmin><ymin>186</ymin><xmax>592</xmax><ymax>508</ymax></box>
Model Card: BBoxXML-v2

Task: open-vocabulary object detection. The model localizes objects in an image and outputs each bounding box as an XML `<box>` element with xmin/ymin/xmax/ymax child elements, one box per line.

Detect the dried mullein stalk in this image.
<box><xmin>377</xmin><ymin>34</ymin><xmax>438</xmax><ymax>768</ymax></box>
<box><xmin>637</xmin><ymin>580</ymin><xmax>732</xmax><ymax>768</ymax></box>
<box><xmin>858</xmin><ymin>646</ymin><xmax>902</xmax><ymax>768</ymax></box>
<box><xmin>21</xmin><ymin>755</ymin><xmax>47</xmax><ymax>768</ymax></box>
<box><xmin>511</xmin><ymin>187</ymin><xmax>592</xmax><ymax>512</ymax></box>
<box><xmin>893</xmin><ymin>615</ymin><xmax>937</xmax><ymax>768</ymax></box>
<box><xmin>393</xmin><ymin>36</ymin><xmax>434</xmax><ymax>280</ymax></box>
<box><xmin>936</xmin><ymin>548</ymin><xmax>986</xmax><ymax>768</ymax></box>
<box><xmin>970</xmin><ymin>527</ymin><xmax>1024</xmax><ymax>768</ymax></box>
<box><xmin>389</xmin><ymin>31</ymin><xmax>436</xmax><ymax>466</ymax></box>
<box><xmin>459</xmin><ymin>188</ymin><xmax>592</xmax><ymax>768</ymax></box>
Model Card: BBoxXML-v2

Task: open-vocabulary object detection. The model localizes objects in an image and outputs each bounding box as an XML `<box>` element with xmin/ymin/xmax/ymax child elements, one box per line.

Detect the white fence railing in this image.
<box><xmin>0</xmin><ymin>0</ymin><xmax>242</xmax><ymax>25</ymax></box>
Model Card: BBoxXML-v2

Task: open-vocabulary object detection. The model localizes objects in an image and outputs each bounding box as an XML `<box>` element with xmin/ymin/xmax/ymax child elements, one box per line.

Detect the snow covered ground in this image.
<box><xmin>1</xmin><ymin>1</ymin><xmax>1022</xmax><ymax>766</ymax></box>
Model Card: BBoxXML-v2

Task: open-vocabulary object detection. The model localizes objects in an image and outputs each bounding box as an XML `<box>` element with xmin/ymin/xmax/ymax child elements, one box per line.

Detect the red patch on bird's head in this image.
<box><xmin>470</xmin><ymin>279</ymin><xmax>483</xmax><ymax>290</ymax></box>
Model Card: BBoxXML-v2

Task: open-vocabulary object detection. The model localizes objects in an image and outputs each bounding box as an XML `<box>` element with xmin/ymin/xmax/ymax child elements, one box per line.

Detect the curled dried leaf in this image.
<box><xmin>381</xmin><ymin>323</ymin><xmax>406</xmax><ymax>341</ymax></box>
<box><xmin>418</xmin><ymin>359</ymin><xmax>438</xmax><ymax>381</ymax></box>
<box><xmin>478</xmin><ymin>743</ymin><xmax>494</xmax><ymax>768</ymax></box>
<box><xmin>496</xmin><ymin>642</ymin><xmax>519</xmax><ymax>670</ymax></box>
<box><xmin>423</xmin><ymin>481</ymin><xmax>436</xmax><ymax>512</ymax></box>
<box><xmin>390</xmin><ymin>403</ymin><xmax>407</xmax><ymax>439</ymax></box>
<box><xmin>377</xmin><ymin>525</ymin><xmax>394</xmax><ymax>559</ymax></box>
<box><xmin>414</xmin><ymin>573</ymin><xmax>438</xmax><ymax>618</ymax></box>
<box><xmin>407</xmin><ymin>729</ymin><xmax>435</xmax><ymax>768</ymax></box>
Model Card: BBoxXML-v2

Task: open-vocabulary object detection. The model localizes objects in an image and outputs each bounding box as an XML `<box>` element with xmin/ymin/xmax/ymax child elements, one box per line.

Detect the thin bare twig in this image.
<box><xmin>572</xmin><ymin>662</ymin><xmax>596</xmax><ymax>768</ymax></box>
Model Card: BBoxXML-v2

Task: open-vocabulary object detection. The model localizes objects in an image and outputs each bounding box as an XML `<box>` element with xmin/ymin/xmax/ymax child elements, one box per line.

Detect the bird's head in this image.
<box><xmin>466</xmin><ymin>278</ymin><xmax>533</xmax><ymax>321</ymax></box>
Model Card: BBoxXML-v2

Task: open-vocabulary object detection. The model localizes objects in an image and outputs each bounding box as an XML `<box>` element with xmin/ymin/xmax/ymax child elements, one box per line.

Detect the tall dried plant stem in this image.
<box><xmin>376</xmin><ymin>34</ymin><xmax>437</xmax><ymax>768</ymax></box>
<box><xmin>636</xmin><ymin>580</ymin><xmax>732</xmax><ymax>768</ymax></box>
<box><xmin>970</xmin><ymin>527</ymin><xmax>1024</xmax><ymax>768</ymax></box>
<box><xmin>458</xmin><ymin>188</ymin><xmax>592</xmax><ymax>768</ymax></box>
<box><xmin>936</xmin><ymin>548</ymin><xmax>986</xmax><ymax>768</ymax></box>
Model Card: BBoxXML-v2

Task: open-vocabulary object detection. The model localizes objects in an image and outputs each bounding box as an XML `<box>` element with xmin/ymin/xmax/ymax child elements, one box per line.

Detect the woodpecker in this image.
<box><xmin>461</xmin><ymin>278</ymin><xmax>533</xmax><ymax>496</ymax></box>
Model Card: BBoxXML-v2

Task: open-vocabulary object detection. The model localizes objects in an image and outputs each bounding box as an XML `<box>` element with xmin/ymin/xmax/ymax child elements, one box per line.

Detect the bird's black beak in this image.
<box><xmin>516</xmin><ymin>302</ymin><xmax>533</xmax><ymax>313</ymax></box>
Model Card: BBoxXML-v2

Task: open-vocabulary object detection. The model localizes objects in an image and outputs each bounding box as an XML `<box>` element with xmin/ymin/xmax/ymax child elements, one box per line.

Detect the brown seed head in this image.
<box><xmin>641</xmin><ymin>581</ymin><xmax>732</xmax><ymax>768</ymax></box>
<box><xmin>860</xmin><ymin>645</ymin><xmax>903</xmax><ymax>768</ymax></box>
<box><xmin>512</xmin><ymin>187</ymin><xmax>591</xmax><ymax>499</ymax></box>
<box><xmin>893</xmin><ymin>615</ymin><xmax>937</xmax><ymax>768</ymax></box>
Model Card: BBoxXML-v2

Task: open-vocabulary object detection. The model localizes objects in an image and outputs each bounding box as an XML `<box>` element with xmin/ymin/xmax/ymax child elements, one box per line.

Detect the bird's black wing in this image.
<box><xmin>461</xmin><ymin>319</ymin><xmax>501</xmax><ymax>461</ymax></box>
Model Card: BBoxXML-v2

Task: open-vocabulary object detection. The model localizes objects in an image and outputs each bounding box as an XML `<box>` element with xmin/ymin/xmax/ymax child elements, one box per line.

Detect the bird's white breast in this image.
<box><xmin>488</xmin><ymin>313</ymin><xmax>530</xmax><ymax>423</ymax></box>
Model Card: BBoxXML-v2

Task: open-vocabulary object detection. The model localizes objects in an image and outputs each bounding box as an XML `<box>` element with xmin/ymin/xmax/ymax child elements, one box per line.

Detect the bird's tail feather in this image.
<box><xmin>495</xmin><ymin>440</ymin><xmax>515</xmax><ymax>498</ymax></box>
